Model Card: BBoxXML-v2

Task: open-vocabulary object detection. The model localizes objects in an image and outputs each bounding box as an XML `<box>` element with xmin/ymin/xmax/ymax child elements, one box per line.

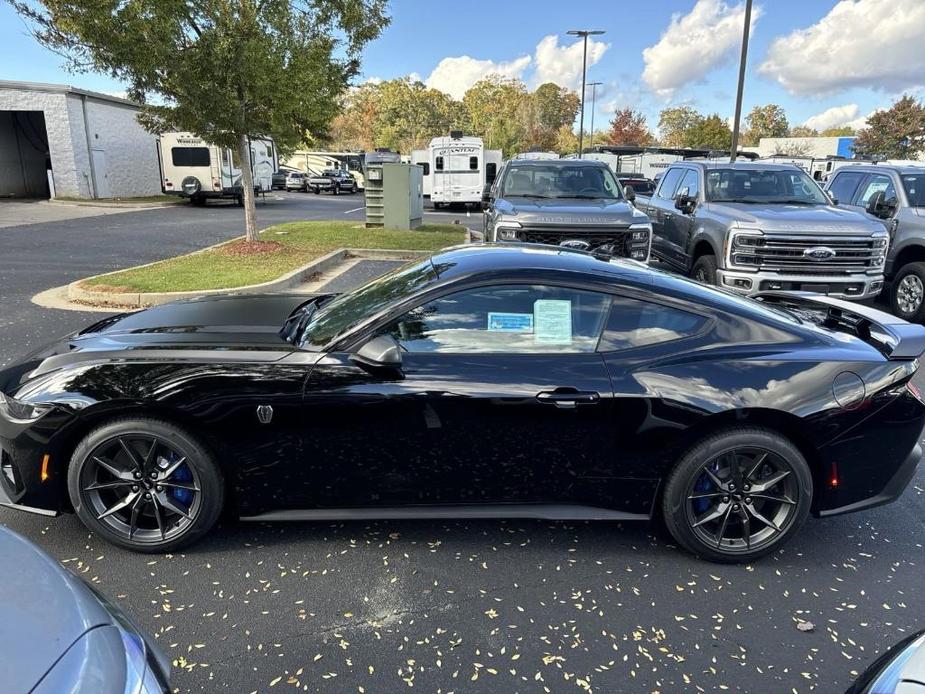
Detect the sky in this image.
<box><xmin>2</xmin><ymin>0</ymin><xmax>924</xmax><ymax>137</ymax></box>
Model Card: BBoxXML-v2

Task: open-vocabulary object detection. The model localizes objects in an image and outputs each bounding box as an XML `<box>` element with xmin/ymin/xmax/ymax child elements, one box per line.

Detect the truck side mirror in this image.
<box><xmin>674</xmin><ymin>194</ymin><xmax>696</xmax><ymax>214</ymax></box>
<box><xmin>866</xmin><ymin>191</ymin><xmax>893</xmax><ymax>218</ymax></box>
<box><xmin>481</xmin><ymin>185</ymin><xmax>493</xmax><ymax>210</ymax></box>
<box><xmin>623</xmin><ymin>185</ymin><xmax>636</xmax><ymax>202</ymax></box>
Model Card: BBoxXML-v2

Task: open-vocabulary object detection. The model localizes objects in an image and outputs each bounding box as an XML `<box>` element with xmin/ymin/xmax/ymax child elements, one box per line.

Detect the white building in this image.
<box><xmin>751</xmin><ymin>136</ymin><xmax>858</xmax><ymax>159</ymax></box>
<box><xmin>0</xmin><ymin>80</ymin><xmax>162</xmax><ymax>199</ymax></box>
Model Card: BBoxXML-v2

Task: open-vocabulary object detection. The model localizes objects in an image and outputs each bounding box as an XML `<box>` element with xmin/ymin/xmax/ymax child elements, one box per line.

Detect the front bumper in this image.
<box><xmin>717</xmin><ymin>268</ymin><xmax>884</xmax><ymax>300</ymax></box>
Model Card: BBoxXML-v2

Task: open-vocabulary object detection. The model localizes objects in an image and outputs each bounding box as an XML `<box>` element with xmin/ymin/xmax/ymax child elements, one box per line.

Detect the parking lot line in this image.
<box><xmin>343</xmin><ymin>206</ymin><xmax>365</xmax><ymax>214</ymax></box>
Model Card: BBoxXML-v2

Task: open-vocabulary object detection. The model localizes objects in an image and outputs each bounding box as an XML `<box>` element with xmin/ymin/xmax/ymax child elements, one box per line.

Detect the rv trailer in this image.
<box><xmin>427</xmin><ymin>133</ymin><xmax>502</xmax><ymax>208</ymax></box>
<box><xmin>157</xmin><ymin>132</ymin><xmax>277</xmax><ymax>204</ymax></box>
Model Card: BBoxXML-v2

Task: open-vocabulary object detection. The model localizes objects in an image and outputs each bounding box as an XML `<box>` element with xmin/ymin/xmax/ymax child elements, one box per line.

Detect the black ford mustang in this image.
<box><xmin>2</xmin><ymin>245</ymin><xmax>924</xmax><ymax>562</ymax></box>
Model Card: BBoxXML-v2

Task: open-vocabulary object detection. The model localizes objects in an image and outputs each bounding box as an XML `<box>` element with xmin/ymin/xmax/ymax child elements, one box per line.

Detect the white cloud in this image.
<box><xmin>642</xmin><ymin>0</ymin><xmax>761</xmax><ymax>97</ymax></box>
<box><xmin>758</xmin><ymin>0</ymin><xmax>925</xmax><ymax>95</ymax></box>
<box><xmin>531</xmin><ymin>34</ymin><xmax>609</xmax><ymax>91</ymax></box>
<box><xmin>803</xmin><ymin>104</ymin><xmax>860</xmax><ymax>131</ymax></box>
<box><xmin>425</xmin><ymin>54</ymin><xmax>531</xmax><ymax>100</ymax></box>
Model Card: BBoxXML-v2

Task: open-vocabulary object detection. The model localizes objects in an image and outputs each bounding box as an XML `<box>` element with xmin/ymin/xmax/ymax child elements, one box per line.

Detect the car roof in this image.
<box><xmin>681</xmin><ymin>161</ymin><xmax>805</xmax><ymax>172</ymax></box>
<box><xmin>506</xmin><ymin>159</ymin><xmax>608</xmax><ymax>169</ymax></box>
<box><xmin>831</xmin><ymin>164</ymin><xmax>925</xmax><ymax>175</ymax></box>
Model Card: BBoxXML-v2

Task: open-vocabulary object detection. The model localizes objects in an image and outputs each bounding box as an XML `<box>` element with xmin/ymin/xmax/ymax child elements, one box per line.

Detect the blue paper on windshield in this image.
<box><xmin>487</xmin><ymin>312</ymin><xmax>534</xmax><ymax>333</ymax></box>
<box><xmin>534</xmin><ymin>300</ymin><xmax>572</xmax><ymax>344</ymax></box>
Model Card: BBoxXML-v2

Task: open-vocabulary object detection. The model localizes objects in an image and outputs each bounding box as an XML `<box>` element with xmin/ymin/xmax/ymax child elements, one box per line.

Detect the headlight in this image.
<box><xmin>873</xmin><ymin>237</ymin><xmax>888</xmax><ymax>248</ymax></box>
<box><xmin>0</xmin><ymin>392</ymin><xmax>53</xmax><ymax>422</ymax></box>
<box><xmin>629</xmin><ymin>223</ymin><xmax>651</xmax><ymax>241</ymax></box>
<box><xmin>493</xmin><ymin>221</ymin><xmax>521</xmax><ymax>241</ymax></box>
<box><xmin>725</xmin><ymin>230</ymin><xmax>763</xmax><ymax>268</ymax></box>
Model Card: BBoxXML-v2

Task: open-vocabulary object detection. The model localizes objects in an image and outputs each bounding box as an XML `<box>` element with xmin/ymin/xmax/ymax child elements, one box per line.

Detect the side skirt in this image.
<box><xmin>240</xmin><ymin>504</ymin><xmax>650</xmax><ymax>523</ymax></box>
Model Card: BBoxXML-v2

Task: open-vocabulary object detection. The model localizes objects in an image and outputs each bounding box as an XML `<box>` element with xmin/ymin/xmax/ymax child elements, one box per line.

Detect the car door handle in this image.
<box><xmin>536</xmin><ymin>390</ymin><xmax>600</xmax><ymax>409</ymax></box>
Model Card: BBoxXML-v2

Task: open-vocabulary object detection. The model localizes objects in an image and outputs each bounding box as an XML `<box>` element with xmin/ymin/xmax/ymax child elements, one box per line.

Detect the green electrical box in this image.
<box><xmin>365</xmin><ymin>163</ymin><xmax>423</xmax><ymax>229</ymax></box>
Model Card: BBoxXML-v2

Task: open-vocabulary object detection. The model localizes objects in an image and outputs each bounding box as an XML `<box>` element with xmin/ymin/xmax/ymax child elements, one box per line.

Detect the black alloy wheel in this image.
<box><xmin>662</xmin><ymin>427</ymin><xmax>812</xmax><ymax>563</ymax></box>
<box><xmin>68</xmin><ymin>419</ymin><xmax>223</xmax><ymax>553</ymax></box>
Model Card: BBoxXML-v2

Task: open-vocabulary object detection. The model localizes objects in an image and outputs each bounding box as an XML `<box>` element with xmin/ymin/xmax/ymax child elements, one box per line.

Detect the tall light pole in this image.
<box><xmin>567</xmin><ymin>29</ymin><xmax>605</xmax><ymax>157</ymax></box>
<box><xmin>587</xmin><ymin>81</ymin><xmax>603</xmax><ymax>149</ymax></box>
<box><xmin>729</xmin><ymin>0</ymin><xmax>753</xmax><ymax>162</ymax></box>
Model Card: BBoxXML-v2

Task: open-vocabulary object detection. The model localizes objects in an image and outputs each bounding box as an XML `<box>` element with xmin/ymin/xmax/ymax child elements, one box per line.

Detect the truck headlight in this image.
<box><xmin>493</xmin><ymin>221</ymin><xmax>521</xmax><ymax>241</ymax></box>
<box><xmin>629</xmin><ymin>223</ymin><xmax>651</xmax><ymax>242</ymax></box>
<box><xmin>0</xmin><ymin>392</ymin><xmax>53</xmax><ymax>423</ymax></box>
<box><xmin>725</xmin><ymin>230</ymin><xmax>763</xmax><ymax>268</ymax></box>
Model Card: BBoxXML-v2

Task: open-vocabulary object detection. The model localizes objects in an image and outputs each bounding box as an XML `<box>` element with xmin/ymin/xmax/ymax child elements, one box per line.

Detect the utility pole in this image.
<box><xmin>729</xmin><ymin>0</ymin><xmax>753</xmax><ymax>162</ymax></box>
<box><xmin>567</xmin><ymin>29</ymin><xmax>605</xmax><ymax>157</ymax></box>
<box><xmin>587</xmin><ymin>81</ymin><xmax>602</xmax><ymax>149</ymax></box>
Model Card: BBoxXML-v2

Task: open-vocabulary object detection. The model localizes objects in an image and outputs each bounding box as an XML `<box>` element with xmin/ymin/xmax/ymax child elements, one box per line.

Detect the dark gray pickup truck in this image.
<box><xmin>481</xmin><ymin>158</ymin><xmax>652</xmax><ymax>261</ymax></box>
<box><xmin>825</xmin><ymin>164</ymin><xmax>925</xmax><ymax>320</ymax></box>
<box><xmin>636</xmin><ymin>161</ymin><xmax>888</xmax><ymax>299</ymax></box>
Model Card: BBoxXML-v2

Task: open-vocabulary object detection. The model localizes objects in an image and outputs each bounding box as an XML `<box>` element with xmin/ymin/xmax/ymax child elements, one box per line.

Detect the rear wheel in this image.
<box><xmin>661</xmin><ymin>427</ymin><xmax>812</xmax><ymax>563</ymax></box>
<box><xmin>691</xmin><ymin>254</ymin><xmax>717</xmax><ymax>285</ymax></box>
<box><xmin>68</xmin><ymin>419</ymin><xmax>224</xmax><ymax>553</ymax></box>
<box><xmin>890</xmin><ymin>262</ymin><xmax>925</xmax><ymax>323</ymax></box>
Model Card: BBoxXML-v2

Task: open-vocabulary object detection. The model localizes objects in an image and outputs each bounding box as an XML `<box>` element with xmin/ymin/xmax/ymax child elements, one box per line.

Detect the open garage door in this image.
<box><xmin>0</xmin><ymin>111</ymin><xmax>51</xmax><ymax>198</ymax></box>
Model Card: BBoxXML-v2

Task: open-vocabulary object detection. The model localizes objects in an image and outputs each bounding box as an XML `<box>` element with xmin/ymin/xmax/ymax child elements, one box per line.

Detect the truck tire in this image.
<box><xmin>313</xmin><ymin>187</ymin><xmax>320</xmax><ymax>194</ymax></box>
<box><xmin>891</xmin><ymin>262</ymin><xmax>925</xmax><ymax>323</ymax></box>
<box><xmin>691</xmin><ymin>254</ymin><xmax>718</xmax><ymax>286</ymax></box>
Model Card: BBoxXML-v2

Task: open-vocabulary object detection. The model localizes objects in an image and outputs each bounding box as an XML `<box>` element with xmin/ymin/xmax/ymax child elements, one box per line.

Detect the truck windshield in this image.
<box><xmin>901</xmin><ymin>174</ymin><xmax>925</xmax><ymax>207</ymax></box>
<box><xmin>502</xmin><ymin>165</ymin><xmax>623</xmax><ymax>200</ymax></box>
<box><xmin>705</xmin><ymin>168</ymin><xmax>830</xmax><ymax>204</ymax></box>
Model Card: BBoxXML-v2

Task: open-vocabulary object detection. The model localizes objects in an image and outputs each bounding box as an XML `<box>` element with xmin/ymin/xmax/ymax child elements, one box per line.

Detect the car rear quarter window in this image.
<box><xmin>598</xmin><ymin>296</ymin><xmax>707</xmax><ymax>351</ymax></box>
<box><xmin>383</xmin><ymin>285</ymin><xmax>612</xmax><ymax>354</ymax></box>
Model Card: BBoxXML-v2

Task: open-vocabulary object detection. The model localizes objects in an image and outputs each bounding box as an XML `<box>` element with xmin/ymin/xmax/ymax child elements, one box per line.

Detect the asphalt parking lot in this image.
<box><xmin>1</xmin><ymin>195</ymin><xmax>924</xmax><ymax>693</ymax></box>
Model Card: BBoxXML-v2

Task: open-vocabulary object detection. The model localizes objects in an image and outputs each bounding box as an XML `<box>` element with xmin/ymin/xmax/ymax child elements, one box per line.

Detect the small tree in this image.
<box><xmin>820</xmin><ymin>126</ymin><xmax>856</xmax><ymax>137</ymax></box>
<box><xmin>658</xmin><ymin>106</ymin><xmax>703</xmax><ymax>148</ymax></box>
<box><xmin>10</xmin><ymin>0</ymin><xmax>389</xmax><ymax>243</ymax></box>
<box><xmin>854</xmin><ymin>95</ymin><xmax>925</xmax><ymax>159</ymax></box>
<box><xmin>682</xmin><ymin>114</ymin><xmax>732</xmax><ymax>150</ymax></box>
<box><xmin>788</xmin><ymin>125</ymin><xmax>819</xmax><ymax>138</ymax></box>
<box><xmin>606</xmin><ymin>107</ymin><xmax>653</xmax><ymax>146</ymax></box>
<box><xmin>743</xmin><ymin>104</ymin><xmax>789</xmax><ymax>145</ymax></box>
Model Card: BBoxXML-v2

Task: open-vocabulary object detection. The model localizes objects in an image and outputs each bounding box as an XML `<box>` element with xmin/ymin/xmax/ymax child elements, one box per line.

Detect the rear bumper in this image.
<box><xmin>716</xmin><ymin>268</ymin><xmax>883</xmax><ymax>300</ymax></box>
<box><xmin>817</xmin><ymin>441</ymin><xmax>922</xmax><ymax>518</ymax></box>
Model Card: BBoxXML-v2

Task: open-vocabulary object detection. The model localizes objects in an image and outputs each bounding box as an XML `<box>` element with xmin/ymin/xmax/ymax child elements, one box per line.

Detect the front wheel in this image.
<box><xmin>661</xmin><ymin>427</ymin><xmax>812</xmax><ymax>563</ymax></box>
<box><xmin>67</xmin><ymin>419</ymin><xmax>224</xmax><ymax>553</ymax></box>
<box><xmin>691</xmin><ymin>254</ymin><xmax>717</xmax><ymax>285</ymax></box>
<box><xmin>891</xmin><ymin>262</ymin><xmax>925</xmax><ymax>323</ymax></box>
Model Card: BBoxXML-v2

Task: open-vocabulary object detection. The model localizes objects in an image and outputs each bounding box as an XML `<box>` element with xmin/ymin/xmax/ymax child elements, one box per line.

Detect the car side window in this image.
<box><xmin>381</xmin><ymin>285</ymin><xmax>612</xmax><ymax>354</ymax></box>
<box><xmin>857</xmin><ymin>174</ymin><xmax>897</xmax><ymax>205</ymax></box>
<box><xmin>827</xmin><ymin>171</ymin><xmax>865</xmax><ymax>204</ymax></box>
<box><xmin>598</xmin><ymin>297</ymin><xmax>707</xmax><ymax>351</ymax></box>
<box><xmin>656</xmin><ymin>168</ymin><xmax>684</xmax><ymax>200</ymax></box>
<box><xmin>676</xmin><ymin>169</ymin><xmax>700</xmax><ymax>199</ymax></box>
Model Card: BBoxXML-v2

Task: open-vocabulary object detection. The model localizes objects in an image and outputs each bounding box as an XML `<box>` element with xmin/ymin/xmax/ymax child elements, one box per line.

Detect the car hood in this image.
<box><xmin>497</xmin><ymin>196</ymin><xmax>644</xmax><ymax>225</ymax></box>
<box><xmin>0</xmin><ymin>294</ymin><xmax>320</xmax><ymax>391</ymax></box>
<box><xmin>0</xmin><ymin>527</ymin><xmax>115</xmax><ymax>692</ymax></box>
<box><xmin>708</xmin><ymin>202</ymin><xmax>884</xmax><ymax>235</ymax></box>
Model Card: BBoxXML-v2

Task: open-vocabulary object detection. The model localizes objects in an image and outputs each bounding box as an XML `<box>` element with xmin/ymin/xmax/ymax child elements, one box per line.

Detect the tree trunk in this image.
<box><xmin>236</xmin><ymin>133</ymin><xmax>258</xmax><ymax>243</ymax></box>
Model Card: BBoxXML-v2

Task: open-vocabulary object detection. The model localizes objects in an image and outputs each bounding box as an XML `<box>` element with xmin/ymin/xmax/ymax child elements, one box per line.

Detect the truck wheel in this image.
<box><xmin>313</xmin><ymin>187</ymin><xmax>319</xmax><ymax>194</ymax></box>
<box><xmin>691</xmin><ymin>255</ymin><xmax>717</xmax><ymax>285</ymax></box>
<box><xmin>891</xmin><ymin>262</ymin><xmax>925</xmax><ymax>323</ymax></box>
<box><xmin>333</xmin><ymin>186</ymin><xmax>339</xmax><ymax>196</ymax></box>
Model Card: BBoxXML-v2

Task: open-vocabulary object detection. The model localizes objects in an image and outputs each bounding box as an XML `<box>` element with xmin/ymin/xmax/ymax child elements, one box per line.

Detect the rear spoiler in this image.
<box><xmin>753</xmin><ymin>291</ymin><xmax>925</xmax><ymax>360</ymax></box>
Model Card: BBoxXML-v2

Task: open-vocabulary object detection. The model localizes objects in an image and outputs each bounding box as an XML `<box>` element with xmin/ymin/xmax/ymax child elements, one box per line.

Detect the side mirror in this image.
<box><xmin>866</xmin><ymin>191</ymin><xmax>893</xmax><ymax>218</ymax></box>
<box><xmin>351</xmin><ymin>334</ymin><xmax>402</xmax><ymax>370</ymax></box>
<box><xmin>674</xmin><ymin>194</ymin><xmax>696</xmax><ymax>214</ymax></box>
<box><xmin>623</xmin><ymin>185</ymin><xmax>636</xmax><ymax>202</ymax></box>
<box><xmin>829</xmin><ymin>195</ymin><xmax>839</xmax><ymax>206</ymax></box>
<box><xmin>481</xmin><ymin>185</ymin><xmax>493</xmax><ymax>210</ymax></box>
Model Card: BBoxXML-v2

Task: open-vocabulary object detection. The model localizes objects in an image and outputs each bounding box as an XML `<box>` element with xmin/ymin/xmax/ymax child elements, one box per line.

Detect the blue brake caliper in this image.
<box><xmin>693</xmin><ymin>462</ymin><xmax>719</xmax><ymax>514</ymax></box>
<box><xmin>167</xmin><ymin>455</ymin><xmax>194</xmax><ymax>506</ymax></box>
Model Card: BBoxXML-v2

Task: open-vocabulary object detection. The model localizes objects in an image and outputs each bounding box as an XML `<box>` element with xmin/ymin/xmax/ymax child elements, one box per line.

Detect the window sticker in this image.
<box><xmin>534</xmin><ymin>300</ymin><xmax>572</xmax><ymax>344</ymax></box>
<box><xmin>487</xmin><ymin>312</ymin><xmax>534</xmax><ymax>332</ymax></box>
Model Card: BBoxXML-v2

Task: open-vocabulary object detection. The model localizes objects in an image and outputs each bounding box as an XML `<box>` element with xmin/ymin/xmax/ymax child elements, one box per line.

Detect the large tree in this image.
<box><xmin>744</xmin><ymin>104</ymin><xmax>789</xmax><ymax>144</ymax></box>
<box><xmin>854</xmin><ymin>95</ymin><xmax>925</xmax><ymax>159</ymax></box>
<box><xmin>606</xmin><ymin>107</ymin><xmax>653</xmax><ymax>146</ymax></box>
<box><xmin>787</xmin><ymin>125</ymin><xmax>819</xmax><ymax>138</ymax></box>
<box><xmin>683</xmin><ymin>114</ymin><xmax>732</xmax><ymax>150</ymax></box>
<box><xmin>658</xmin><ymin>106</ymin><xmax>703</xmax><ymax>148</ymax></box>
<box><xmin>463</xmin><ymin>76</ymin><xmax>529</xmax><ymax>156</ymax></box>
<box><xmin>10</xmin><ymin>0</ymin><xmax>388</xmax><ymax>242</ymax></box>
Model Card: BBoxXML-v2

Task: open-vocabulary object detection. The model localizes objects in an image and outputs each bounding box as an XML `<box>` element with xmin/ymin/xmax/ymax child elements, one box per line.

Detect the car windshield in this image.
<box><xmin>901</xmin><ymin>174</ymin><xmax>925</xmax><ymax>207</ymax></box>
<box><xmin>299</xmin><ymin>257</ymin><xmax>437</xmax><ymax>348</ymax></box>
<box><xmin>706</xmin><ymin>168</ymin><xmax>830</xmax><ymax>204</ymax></box>
<box><xmin>502</xmin><ymin>164</ymin><xmax>623</xmax><ymax>200</ymax></box>
<box><xmin>323</xmin><ymin>170</ymin><xmax>338</xmax><ymax>176</ymax></box>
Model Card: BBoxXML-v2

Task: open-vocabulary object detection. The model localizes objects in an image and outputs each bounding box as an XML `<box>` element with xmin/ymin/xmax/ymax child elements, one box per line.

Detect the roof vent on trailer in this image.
<box><xmin>450</xmin><ymin>130</ymin><xmax>464</xmax><ymax>139</ymax></box>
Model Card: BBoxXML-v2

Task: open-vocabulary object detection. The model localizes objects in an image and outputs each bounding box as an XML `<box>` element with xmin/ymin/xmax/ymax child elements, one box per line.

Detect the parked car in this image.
<box><xmin>825</xmin><ymin>165</ymin><xmax>925</xmax><ymax>321</ymax></box>
<box><xmin>615</xmin><ymin>173</ymin><xmax>657</xmax><ymax>196</ymax></box>
<box><xmin>284</xmin><ymin>171</ymin><xmax>308</xmax><ymax>192</ymax></box>
<box><xmin>847</xmin><ymin>629</ymin><xmax>925</xmax><ymax>693</ymax></box>
<box><xmin>309</xmin><ymin>169</ymin><xmax>357</xmax><ymax>194</ymax></box>
<box><xmin>271</xmin><ymin>170</ymin><xmax>290</xmax><ymax>190</ymax></box>
<box><xmin>635</xmin><ymin>161</ymin><xmax>889</xmax><ymax>299</ymax></box>
<box><xmin>482</xmin><ymin>159</ymin><xmax>652</xmax><ymax>260</ymax></box>
<box><xmin>0</xmin><ymin>525</ymin><xmax>171</xmax><ymax>692</ymax></box>
<box><xmin>2</xmin><ymin>245</ymin><xmax>924</xmax><ymax>562</ymax></box>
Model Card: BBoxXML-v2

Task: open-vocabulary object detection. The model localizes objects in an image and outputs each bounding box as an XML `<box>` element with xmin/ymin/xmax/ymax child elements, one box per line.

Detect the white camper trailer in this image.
<box><xmin>157</xmin><ymin>132</ymin><xmax>277</xmax><ymax>204</ymax></box>
<box><xmin>427</xmin><ymin>133</ymin><xmax>502</xmax><ymax>207</ymax></box>
<box><xmin>512</xmin><ymin>151</ymin><xmax>559</xmax><ymax>160</ymax></box>
<box><xmin>617</xmin><ymin>152</ymin><xmax>683</xmax><ymax>179</ymax></box>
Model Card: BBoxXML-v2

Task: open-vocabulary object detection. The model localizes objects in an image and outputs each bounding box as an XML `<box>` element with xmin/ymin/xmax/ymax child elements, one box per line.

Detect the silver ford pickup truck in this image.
<box><xmin>635</xmin><ymin>161</ymin><xmax>888</xmax><ymax>300</ymax></box>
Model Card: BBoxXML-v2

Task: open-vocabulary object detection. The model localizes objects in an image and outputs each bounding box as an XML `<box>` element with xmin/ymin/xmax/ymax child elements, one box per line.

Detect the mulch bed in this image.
<box><xmin>219</xmin><ymin>240</ymin><xmax>284</xmax><ymax>256</ymax></box>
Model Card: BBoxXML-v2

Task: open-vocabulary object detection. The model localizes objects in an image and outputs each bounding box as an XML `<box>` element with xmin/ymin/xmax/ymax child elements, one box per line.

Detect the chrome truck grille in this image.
<box><xmin>729</xmin><ymin>234</ymin><xmax>886</xmax><ymax>275</ymax></box>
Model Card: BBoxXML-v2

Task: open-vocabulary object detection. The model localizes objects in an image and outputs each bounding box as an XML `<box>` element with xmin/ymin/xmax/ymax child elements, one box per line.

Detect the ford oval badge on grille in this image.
<box><xmin>803</xmin><ymin>246</ymin><xmax>836</xmax><ymax>260</ymax></box>
<box><xmin>560</xmin><ymin>239</ymin><xmax>591</xmax><ymax>250</ymax></box>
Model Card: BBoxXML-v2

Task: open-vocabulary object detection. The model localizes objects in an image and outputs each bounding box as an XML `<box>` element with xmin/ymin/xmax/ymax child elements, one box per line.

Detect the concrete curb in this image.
<box><xmin>68</xmin><ymin>248</ymin><xmax>433</xmax><ymax>309</ymax></box>
<box><xmin>45</xmin><ymin>199</ymin><xmax>182</xmax><ymax>209</ymax></box>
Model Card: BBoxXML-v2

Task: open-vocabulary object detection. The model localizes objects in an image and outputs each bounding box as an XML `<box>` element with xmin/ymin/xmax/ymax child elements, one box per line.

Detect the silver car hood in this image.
<box><xmin>709</xmin><ymin>202</ymin><xmax>884</xmax><ymax>235</ymax></box>
<box><xmin>496</xmin><ymin>196</ymin><xmax>644</xmax><ymax>225</ymax></box>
